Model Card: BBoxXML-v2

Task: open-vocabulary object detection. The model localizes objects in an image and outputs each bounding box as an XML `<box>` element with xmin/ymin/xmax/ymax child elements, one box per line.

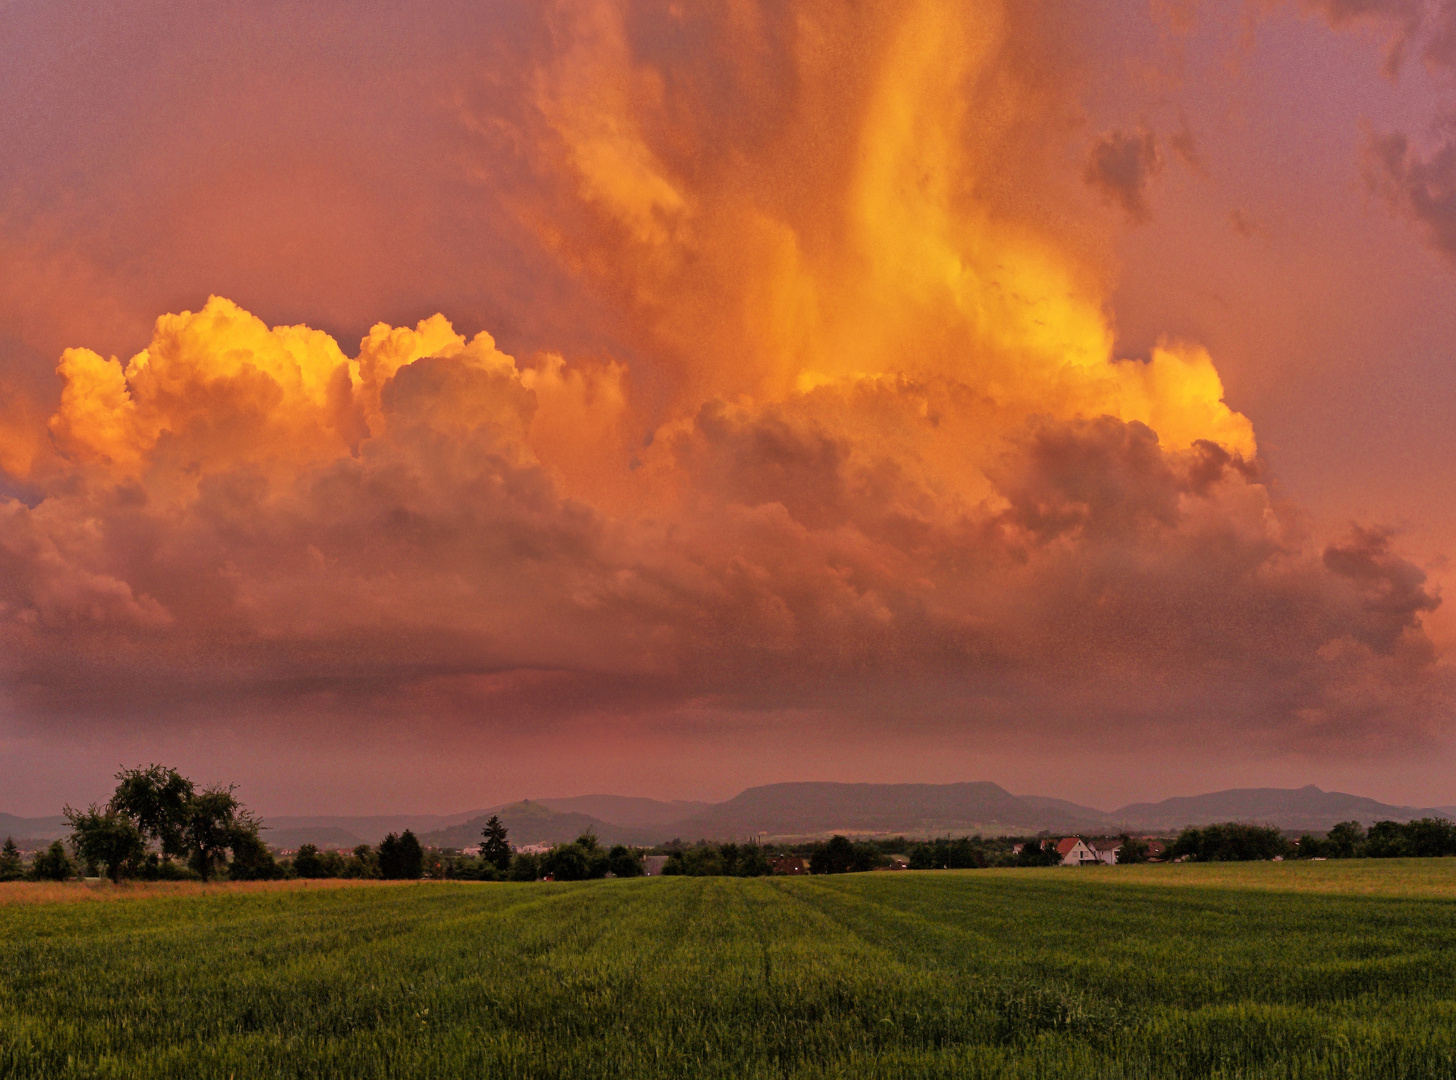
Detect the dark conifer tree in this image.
<box><xmin>479</xmin><ymin>815</ymin><xmax>512</xmax><ymax>872</ymax></box>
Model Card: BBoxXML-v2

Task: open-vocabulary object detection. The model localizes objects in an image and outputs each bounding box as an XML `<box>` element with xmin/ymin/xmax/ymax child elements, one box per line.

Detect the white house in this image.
<box><xmin>1087</xmin><ymin>838</ymin><xmax>1121</xmax><ymax>865</ymax></box>
<box><xmin>1055</xmin><ymin>837</ymin><xmax>1099</xmax><ymax>866</ymax></box>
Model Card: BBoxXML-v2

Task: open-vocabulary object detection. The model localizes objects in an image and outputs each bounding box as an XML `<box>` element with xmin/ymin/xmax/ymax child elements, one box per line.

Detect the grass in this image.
<box><xmin>3</xmin><ymin>861</ymin><xmax>1456</xmax><ymax>1078</ymax></box>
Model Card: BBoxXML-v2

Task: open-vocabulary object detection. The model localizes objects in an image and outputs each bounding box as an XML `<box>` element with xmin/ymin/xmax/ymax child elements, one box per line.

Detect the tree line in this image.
<box><xmin>9</xmin><ymin>766</ymin><xmax>279</xmax><ymax>883</ymax></box>
<box><xmin>11</xmin><ymin>768</ymin><xmax>1456</xmax><ymax>883</ymax></box>
<box><xmin>291</xmin><ymin>826</ymin><xmax>646</xmax><ymax>882</ymax></box>
<box><xmin>0</xmin><ymin>766</ymin><xmax>657</xmax><ymax>884</ymax></box>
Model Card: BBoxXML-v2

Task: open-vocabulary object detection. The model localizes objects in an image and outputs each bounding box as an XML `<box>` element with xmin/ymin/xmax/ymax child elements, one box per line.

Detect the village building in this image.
<box><xmin>1055</xmin><ymin>837</ymin><xmax>1099</xmax><ymax>866</ymax></box>
<box><xmin>770</xmin><ymin>854</ymin><xmax>810</xmax><ymax>875</ymax></box>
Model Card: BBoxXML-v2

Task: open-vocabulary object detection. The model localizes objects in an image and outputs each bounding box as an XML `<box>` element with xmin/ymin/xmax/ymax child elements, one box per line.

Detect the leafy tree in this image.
<box><xmin>66</xmin><ymin>806</ymin><xmax>144</xmax><ymax>881</ymax></box>
<box><xmin>293</xmin><ymin>844</ymin><xmax>327</xmax><ymax>878</ymax></box>
<box><xmin>109</xmin><ymin>765</ymin><xmax>194</xmax><ymax>861</ymax></box>
<box><xmin>342</xmin><ymin>844</ymin><xmax>379</xmax><ymax>879</ymax></box>
<box><xmin>1117</xmin><ymin>835</ymin><xmax>1150</xmax><ymax>865</ymax></box>
<box><xmin>479</xmin><ymin>816</ymin><xmax>512</xmax><ymax>873</ymax></box>
<box><xmin>1362</xmin><ymin>818</ymin><xmax>1456</xmax><ymax>859</ymax></box>
<box><xmin>184</xmin><ymin>786</ymin><xmax>246</xmax><ymax>881</ymax></box>
<box><xmin>542</xmin><ymin>842</ymin><xmax>590</xmax><ymax>881</ymax></box>
<box><xmin>1404</xmin><ymin>818</ymin><xmax>1456</xmax><ymax>858</ymax></box>
<box><xmin>1295</xmin><ymin>833</ymin><xmax>1329</xmax><ymax>859</ymax></box>
<box><xmin>0</xmin><ymin>837</ymin><xmax>23</xmax><ymax>882</ymax></box>
<box><xmin>1326</xmin><ymin>820</ymin><xmax>1365</xmax><ymax>858</ymax></box>
<box><xmin>228</xmin><ymin>822</ymin><xmax>281</xmax><ymax>881</ymax></box>
<box><xmin>1014</xmin><ymin>839</ymin><xmax>1062</xmax><ymax>867</ymax></box>
<box><xmin>508</xmin><ymin>851</ymin><xmax>540</xmax><ymax>881</ymax></box>
<box><xmin>810</xmin><ymin>835</ymin><xmax>856</xmax><ymax>875</ymax></box>
<box><xmin>732</xmin><ymin>844</ymin><xmax>772</xmax><ymax>877</ymax></box>
<box><xmin>1363</xmin><ymin>820</ymin><xmax>1412</xmax><ymax>858</ymax></box>
<box><xmin>31</xmin><ymin>840</ymin><xmax>75</xmax><ymax>882</ymax></box>
<box><xmin>607</xmin><ymin>845</ymin><xmax>644</xmax><ymax>878</ymax></box>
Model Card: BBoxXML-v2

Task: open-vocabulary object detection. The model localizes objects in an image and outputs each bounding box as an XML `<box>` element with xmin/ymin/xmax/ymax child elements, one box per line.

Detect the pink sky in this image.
<box><xmin>3</xmin><ymin>1</ymin><xmax>1456</xmax><ymax>816</ymax></box>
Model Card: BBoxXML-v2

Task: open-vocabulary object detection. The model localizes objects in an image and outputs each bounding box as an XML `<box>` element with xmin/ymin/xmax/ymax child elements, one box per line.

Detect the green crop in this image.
<box><xmin>3</xmin><ymin>861</ymin><xmax>1456</xmax><ymax>1078</ymax></box>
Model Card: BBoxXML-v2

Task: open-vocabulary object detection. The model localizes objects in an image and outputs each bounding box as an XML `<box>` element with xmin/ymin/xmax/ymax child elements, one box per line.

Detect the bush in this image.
<box><xmin>135</xmin><ymin>853</ymin><xmax>202</xmax><ymax>881</ymax></box>
<box><xmin>31</xmin><ymin>840</ymin><xmax>75</xmax><ymax>882</ymax></box>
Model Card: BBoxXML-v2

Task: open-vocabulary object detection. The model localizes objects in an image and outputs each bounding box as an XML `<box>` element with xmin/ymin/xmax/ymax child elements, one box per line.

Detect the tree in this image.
<box><xmin>607</xmin><ymin>845</ymin><xmax>643</xmax><ymax>878</ymax></box>
<box><xmin>293</xmin><ymin>843</ymin><xmax>327</xmax><ymax>878</ymax></box>
<box><xmin>810</xmin><ymin>835</ymin><xmax>856</xmax><ymax>874</ymax></box>
<box><xmin>479</xmin><ymin>816</ymin><xmax>511</xmax><ymax>873</ymax></box>
<box><xmin>378</xmin><ymin>833</ymin><xmax>402</xmax><ymax>878</ymax></box>
<box><xmin>733</xmin><ymin>844</ymin><xmax>772</xmax><ymax>877</ymax></box>
<box><xmin>66</xmin><ymin>806</ymin><xmax>145</xmax><ymax>882</ymax></box>
<box><xmin>379</xmin><ymin>831</ymin><xmax>424</xmax><ymax>880</ymax></box>
<box><xmin>1117</xmin><ymin>835</ymin><xmax>1150</xmax><ymax>865</ymax></box>
<box><xmin>184</xmin><ymin>786</ymin><xmax>245</xmax><ymax>881</ymax></box>
<box><xmin>1362</xmin><ymin>820</ymin><xmax>1411</xmax><ymax>858</ymax></box>
<box><xmin>1326</xmin><ymin>820</ymin><xmax>1365</xmax><ymax>859</ymax></box>
<box><xmin>1295</xmin><ymin>833</ymin><xmax>1328</xmax><ymax>859</ymax></box>
<box><xmin>109</xmin><ymin>764</ymin><xmax>194</xmax><ymax>861</ymax></box>
<box><xmin>342</xmin><ymin>844</ymin><xmax>379</xmax><ymax>879</ymax></box>
<box><xmin>1404</xmin><ymin>818</ymin><xmax>1456</xmax><ymax>858</ymax></box>
<box><xmin>0</xmin><ymin>837</ymin><xmax>23</xmax><ymax>882</ymax></box>
<box><xmin>228</xmin><ymin>821</ymin><xmax>281</xmax><ymax>881</ymax></box>
<box><xmin>508</xmin><ymin>851</ymin><xmax>540</xmax><ymax>881</ymax></box>
<box><xmin>1015</xmin><ymin>839</ymin><xmax>1062</xmax><ymax>867</ymax></box>
<box><xmin>541</xmin><ymin>842</ymin><xmax>590</xmax><ymax>881</ymax></box>
<box><xmin>1166</xmin><ymin>823</ymin><xmax>1289</xmax><ymax>862</ymax></box>
<box><xmin>31</xmin><ymin>840</ymin><xmax>74</xmax><ymax>882</ymax></box>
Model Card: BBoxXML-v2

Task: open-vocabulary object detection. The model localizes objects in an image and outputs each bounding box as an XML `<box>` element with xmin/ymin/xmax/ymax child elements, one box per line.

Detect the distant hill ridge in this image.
<box><xmin>5</xmin><ymin>784</ymin><xmax>1451</xmax><ymax>851</ymax></box>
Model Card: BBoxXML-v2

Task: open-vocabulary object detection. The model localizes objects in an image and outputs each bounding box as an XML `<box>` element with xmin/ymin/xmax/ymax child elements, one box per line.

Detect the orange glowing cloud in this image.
<box><xmin>0</xmin><ymin>0</ymin><xmax>1446</xmax><ymax>760</ymax></box>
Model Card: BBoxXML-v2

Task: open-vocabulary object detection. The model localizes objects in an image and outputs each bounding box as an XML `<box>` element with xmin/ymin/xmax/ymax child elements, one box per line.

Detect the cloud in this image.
<box><xmin>0</xmin><ymin>0</ymin><xmax>1448</xmax><ymax>768</ymax></box>
<box><xmin>0</xmin><ymin>295</ymin><xmax>1446</xmax><ymax>754</ymax></box>
<box><xmin>1084</xmin><ymin>128</ymin><xmax>1164</xmax><ymax>222</ymax></box>
<box><xmin>1294</xmin><ymin>0</ymin><xmax>1456</xmax><ymax>266</ymax></box>
<box><xmin>1363</xmin><ymin>128</ymin><xmax>1456</xmax><ymax>265</ymax></box>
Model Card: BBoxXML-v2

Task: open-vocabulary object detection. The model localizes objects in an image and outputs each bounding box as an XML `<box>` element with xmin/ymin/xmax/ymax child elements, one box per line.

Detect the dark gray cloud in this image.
<box><xmin>1364</xmin><ymin>128</ymin><xmax>1456</xmax><ymax>265</ymax></box>
<box><xmin>1084</xmin><ymin>128</ymin><xmax>1163</xmax><ymax>222</ymax></box>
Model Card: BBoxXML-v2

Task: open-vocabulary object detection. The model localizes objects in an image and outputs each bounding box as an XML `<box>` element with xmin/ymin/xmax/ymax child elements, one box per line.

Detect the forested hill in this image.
<box><xmin>1109</xmin><ymin>786</ymin><xmax>1447</xmax><ymax>832</ymax></box>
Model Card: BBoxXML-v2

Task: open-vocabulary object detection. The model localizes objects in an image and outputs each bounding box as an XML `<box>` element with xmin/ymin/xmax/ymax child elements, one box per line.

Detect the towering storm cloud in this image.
<box><xmin>0</xmin><ymin>1</ymin><xmax>1452</xmax><ymax>808</ymax></box>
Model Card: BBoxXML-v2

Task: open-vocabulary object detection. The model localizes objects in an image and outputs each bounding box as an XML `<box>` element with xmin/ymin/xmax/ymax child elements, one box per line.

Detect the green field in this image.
<box><xmin>4</xmin><ymin>862</ymin><xmax>1456</xmax><ymax>1078</ymax></box>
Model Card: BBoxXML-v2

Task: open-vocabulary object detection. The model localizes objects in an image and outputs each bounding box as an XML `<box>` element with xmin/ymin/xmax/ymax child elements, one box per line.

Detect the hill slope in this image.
<box><xmin>419</xmin><ymin>801</ymin><xmax>667</xmax><ymax>849</ymax></box>
<box><xmin>667</xmin><ymin>781</ymin><xmax>1108</xmax><ymax>839</ymax></box>
<box><xmin>1111</xmin><ymin>786</ymin><xmax>1443</xmax><ymax>832</ymax></box>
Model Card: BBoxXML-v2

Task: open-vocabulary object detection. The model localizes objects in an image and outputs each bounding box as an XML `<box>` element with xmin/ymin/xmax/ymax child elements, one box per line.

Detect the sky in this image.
<box><xmin>3</xmin><ymin>0</ymin><xmax>1456</xmax><ymax>816</ymax></box>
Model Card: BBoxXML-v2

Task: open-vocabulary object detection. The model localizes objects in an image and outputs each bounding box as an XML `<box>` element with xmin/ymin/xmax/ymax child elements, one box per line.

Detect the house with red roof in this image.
<box><xmin>1055</xmin><ymin>837</ymin><xmax>1098</xmax><ymax>866</ymax></box>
